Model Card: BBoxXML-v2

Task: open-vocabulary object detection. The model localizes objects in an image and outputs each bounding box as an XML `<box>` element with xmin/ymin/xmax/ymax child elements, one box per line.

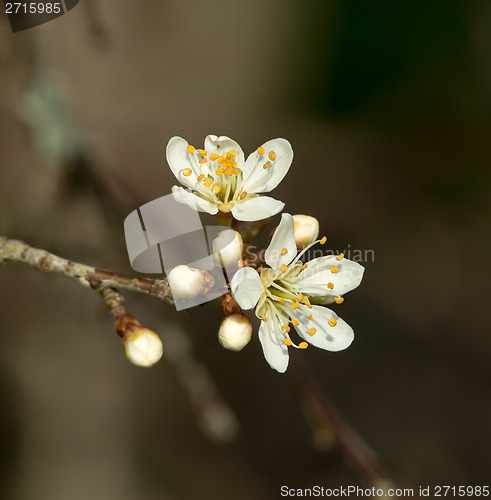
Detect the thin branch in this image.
<box><xmin>0</xmin><ymin>237</ymin><xmax>173</xmax><ymax>303</ymax></box>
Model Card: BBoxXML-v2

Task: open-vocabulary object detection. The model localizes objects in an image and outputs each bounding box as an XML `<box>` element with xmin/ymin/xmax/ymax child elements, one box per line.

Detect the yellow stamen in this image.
<box><xmin>198</xmin><ymin>149</ymin><xmax>207</xmax><ymax>156</ymax></box>
<box><xmin>233</xmin><ymin>168</ymin><xmax>241</xmax><ymax>175</ymax></box>
<box><xmin>212</xmin><ymin>183</ymin><xmax>221</xmax><ymax>194</ymax></box>
<box><xmin>299</xmin><ymin>342</ymin><xmax>308</xmax><ymax>349</ymax></box>
<box><xmin>182</xmin><ymin>168</ymin><xmax>192</xmax><ymax>176</ymax></box>
<box><xmin>308</xmin><ymin>328</ymin><xmax>316</xmax><ymax>336</ymax></box>
<box><xmin>199</xmin><ymin>158</ymin><xmax>207</xmax><ymax>164</ymax></box>
<box><xmin>277</xmin><ymin>297</ymin><xmax>284</xmax><ymax>303</ymax></box>
<box><xmin>284</xmin><ymin>338</ymin><xmax>292</xmax><ymax>346</ymax></box>
<box><xmin>281</xmin><ymin>325</ymin><xmax>291</xmax><ymax>333</ymax></box>
<box><xmin>263</xmin><ymin>161</ymin><xmax>271</xmax><ymax>169</ymax></box>
<box><xmin>210</xmin><ymin>154</ymin><xmax>219</xmax><ymax>161</ymax></box>
<box><xmin>203</xmin><ymin>178</ymin><xmax>212</xmax><ymax>187</ymax></box>
<box><xmin>291</xmin><ymin>319</ymin><xmax>299</xmax><ymax>326</ymax></box>
<box><xmin>327</xmin><ymin>283</ymin><xmax>334</xmax><ymax>289</ymax></box>
<box><xmin>225</xmin><ymin>169</ymin><xmax>233</xmax><ymax>176</ymax></box>
<box><xmin>261</xmin><ymin>314</ymin><xmax>267</xmax><ymax>322</ymax></box>
<box><xmin>291</xmin><ymin>301</ymin><xmax>298</xmax><ymax>310</ymax></box>
<box><xmin>215</xmin><ymin>169</ymin><xmax>224</xmax><ymax>176</ymax></box>
<box><xmin>187</xmin><ymin>145</ymin><xmax>195</xmax><ymax>154</ymax></box>
<box><xmin>330</xmin><ymin>266</ymin><xmax>339</xmax><ymax>274</ymax></box>
<box><xmin>336</xmin><ymin>253</ymin><xmax>344</xmax><ymax>261</ymax></box>
<box><xmin>307</xmin><ymin>314</ymin><xmax>313</xmax><ymax>320</ymax></box>
<box><xmin>281</xmin><ymin>264</ymin><xmax>288</xmax><ymax>273</ymax></box>
<box><xmin>301</xmin><ymin>263</ymin><xmax>308</xmax><ymax>271</ymax></box>
<box><xmin>328</xmin><ymin>318</ymin><xmax>337</xmax><ymax>327</ymax></box>
<box><xmin>281</xmin><ymin>248</ymin><xmax>288</xmax><ymax>255</ymax></box>
<box><xmin>269</xmin><ymin>151</ymin><xmax>276</xmax><ymax>161</ymax></box>
<box><xmin>335</xmin><ymin>297</ymin><xmax>344</xmax><ymax>304</ymax></box>
<box><xmin>320</xmin><ymin>236</ymin><xmax>327</xmax><ymax>245</ymax></box>
<box><xmin>240</xmin><ymin>191</ymin><xmax>247</xmax><ymax>200</ymax></box>
<box><xmin>198</xmin><ymin>174</ymin><xmax>204</xmax><ymax>181</ymax></box>
<box><xmin>298</xmin><ymin>293</ymin><xmax>304</xmax><ymax>301</ymax></box>
<box><xmin>258</xmin><ymin>146</ymin><xmax>265</xmax><ymax>155</ymax></box>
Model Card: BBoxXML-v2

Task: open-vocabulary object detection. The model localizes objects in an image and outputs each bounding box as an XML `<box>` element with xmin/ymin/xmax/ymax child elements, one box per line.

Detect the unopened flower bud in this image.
<box><xmin>116</xmin><ymin>314</ymin><xmax>163</xmax><ymax>367</ymax></box>
<box><xmin>168</xmin><ymin>265</ymin><xmax>215</xmax><ymax>299</ymax></box>
<box><xmin>293</xmin><ymin>214</ymin><xmax>319</xmax><ymax>249</ymax></box>
<box><xmin>218</xmin><ymin>313</ymin><xmax>252</xmax><ymax>352</ymax></box>
<box><xmin>124</xmin><ymin>327</ymin><xmax>164</xmax><ymax>367</ymax></box>
<box><xmin>213</xmin><ymin>229</ymin><xmax>243</xmax><ymax>270</ymax></box>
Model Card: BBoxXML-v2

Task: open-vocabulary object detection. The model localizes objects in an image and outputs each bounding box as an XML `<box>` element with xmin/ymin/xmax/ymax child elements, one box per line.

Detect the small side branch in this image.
<box><xmin>0</xmin><ymin>237</ymin><xmax>173</xmax><ymax>303</ymax></box>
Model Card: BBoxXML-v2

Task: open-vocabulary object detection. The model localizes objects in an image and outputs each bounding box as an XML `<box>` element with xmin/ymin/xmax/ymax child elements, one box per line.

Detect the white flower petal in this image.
<box><xmin>242</xmin><ymin>138</ymin><xmax>293</xmax><ymax>194</ymax></box>
<box><xmin>204</xmin><ymin>135</ymin><xmax>245</xmax><ymax>167</ymax></box>
<box><xmin>231</xmin><ymin>196</ymin><xmax>284</xmax><ymax>222</ymax></box>
<box><xmin>258</xmin><ymin>319</ymin><xmax>289</xmax><ymax>373</ymax></box>
<box><xmin>171</xmin><ymin>186</ymin><xmax>218</xmax><ymax>215</ymax></box>
<box><xmin>264</xmin><ymin>213</ymin><xmax>297</xmax><ymax>269</ymax></box>
<box><xmin>291</xmin><ymin>304</ymin><xmax>354</xmax><ymax>352</ymax></box>
<box><xmin>230</xmin><ymin>266</ymin><xmax>264</xmax><ymax>310</ymax></box>
<box><xmin>293</xmin><ymin>256</ymin><xmax>364</xmax><ymax>297</ymax></box>
<box><xmin>166</xmin><ymin>136</ymin><xmax>201</xmax><ymax>189</ymax></box>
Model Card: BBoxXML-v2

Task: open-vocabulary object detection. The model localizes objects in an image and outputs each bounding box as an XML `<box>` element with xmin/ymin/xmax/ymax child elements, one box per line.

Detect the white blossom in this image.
<box><xmin>168</xmin><ymin>265</ymin><xmax>215</xmax><ymax>300</ymax></box>
<box><xmin>212</xmin><ymin>229</ymin><xmax>243</xmax><ymax>271</ymax></box>
<box><xmin>166</xmin><ymin>135</ymin><xmax>293</xmax><ymax>221</ymax></box>
<box><xmin>230</xmin><ymin>213</ymin><xmax>364</xmax><ymax>372</ymax></box>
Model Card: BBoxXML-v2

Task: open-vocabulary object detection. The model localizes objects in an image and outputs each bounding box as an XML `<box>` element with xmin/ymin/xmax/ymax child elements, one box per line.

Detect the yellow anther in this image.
<box><xmin>301</xmin><ymin>263</ymin><xmax>308</xmax><ymax>271</ymax></box>
<box><xmin>307</xmin><ymin>314</ymin><xmax>313</xmax><ymax>320</ymax></box>
<box><xmin>198</xmin><ymin>149</ymin><xmax>207</xmax><ymax>156</ymax></box>
<box><xmin>233</xmin><ymin>168</ymin><xmax>241</xmax><ymax>175</ymax></box>
<box><xmin>240</xmin><ymin>191</ymin><xmax>247</xmax><ymax>200</ymax></box>
<box><xmin>320</xmin><ymin>236</ymin><xmax>327</xmax><ymax>245</ymax></box>
<box><xmin>328</xmin><ymin>318</ymin><xmax>337</xmax><ymax>327</ymax></box>
<box><xmin>308</xmin><ymin>328</ymin><xmax>316</xmax><ymax>336</ymax></box>
<box><xmin>334</xmin><ymin>297</ymin><xmax>344</xmax><ymax>304</ymax></box>
<box><xmin>225</xmin><ymin>169</ymin><xmax>233</xmax><ymax>176</ymax></box>
<box><xmin>281</xmin><ymin>248</ymin><xmax>288</xmax><ymax>255</ymax></box>
<box><xmin>199</xmin><ymin>158</ymin><xmax>207</xmax><ymax>164</ymax></box>
<box><xmin>298</xmin><ymin>293</ymin><xmax>304</xmax><ymax>301</ymax></box>
<box><xmin>261</xmin><ymin>314</ymin><xmax>267</xmax><ymax>322</ymax></box>
<box><xmin>336</xmin><ymin>253</ymin><xmax>344</xmax><ymax>261</ymax></box>
<box><xmin>299</xmin><ymin>342</ymin><xmax>308</xmax><ymax>349</ymax></box>
<box><xmin>210</xmin><ymin>154</ymin><xmax>219</xmax><ymax>161</ymax></box>
<box><xmin>203</xmin><ymin>178</ymin><xmax>212</xmax><ymax>187</ymax></box>
<box><xmin>284</xmin><ymin>338</ymin><xmax>292</xmax><ymax>346</ymax></box>
<box><xmin>327</xmin><ymin>283</ymin><xmax>334</xmax><ymax>289</ymax></box>
<box><xmin>258</xmin><ymin>146</ymin><xmax>265</xmax><ymax>155</ymax></box>
<box><xmin>303</xmin><ymin>297</ymin><xmax>312</xmax><ymax>308</ymax></box>
<box><xmin>277</xmin><ymin>297</ymin><xmax>284</xmax><ymax>303</ymax></box>
<box><xmin>269</xmin><ymin>151</ymin><xmax>276</xmax><ymax>161</ymax></box>
<box><xmin>212</xmin><ymin>183</ymin><xmax>221</xmax><ymax>194</ymax></box>
<box><xmin>263</xmin><ymin>161</ymin><xmax>271</xmax><ymax>169</ymax></box>
<box><xmin>330</xmin><ymin>266</ymin><xmax>339</xmax><ymax>274</ymax></box>
<box><xmin>232</xmin><ymin>161</ymin><xmax>238</xmax><ymax>167</ymax></box>
<box><xmin>182</xmin><ymin>168</ymin><xmax>192</xmax><ymax>176</ymax></box>
<box><xmin>281</xmin><ymin>264</ymin><xmax>288</xmax><ymax>273</ymax></box>
<box><xmin>215</xmin><ymin>169</ymin><xmax>224</xmax><ymax>176</ymax></box>
<box><xmin>281</xmin><ymin>325</ymin><xmax>291</xmax><ymax>333</ymax></box>
<box><xmin>291</xmin><ymin>301</ymin><xmax>298</xmax><ymax>310</ymax></box>
<box><xmin>291</xmin><ymin>319</ymin><xmax>299</xmax><ymax>326</ymax></box>
<box><xmin>187</xmin><ymin>145</ymin><xmax>195</xmax><ymax>154</ymax></box>
<box><xmin>198</xmin><ymin>174</ymin><xmax>205</xmax><ymax>181</ymax></box>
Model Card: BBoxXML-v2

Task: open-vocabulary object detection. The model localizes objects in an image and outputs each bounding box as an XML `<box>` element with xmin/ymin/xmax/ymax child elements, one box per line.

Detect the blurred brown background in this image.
<box><xmin>1</xmin><ymin>1</ymin><xmax>490</xmax><ymax>499</ymax></box>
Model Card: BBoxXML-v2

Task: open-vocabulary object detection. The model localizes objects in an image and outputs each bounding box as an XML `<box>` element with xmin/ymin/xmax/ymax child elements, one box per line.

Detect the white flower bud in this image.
<box><xmin>124</xmin><ymin>327</ymin><xmax>164</xmax><ymax>367</ymax></box>
<box><xmin>168</xmin><ymin>265</ymin><xmax>215</xmax><ymax>299</ymax></box>
<box><xmin>218</xmin><ymin>313</ymin><xmax>252</xmax><ymax>352</ymax></box>
<box><xmin>213</xmin><ymin>229</ymin><xmax>243</xmax><ymax>270</ymax></box>
<box><xmin>292</xmin><ymin>214</ymin><xmax>319</xmax><ymax>249</ymax></box>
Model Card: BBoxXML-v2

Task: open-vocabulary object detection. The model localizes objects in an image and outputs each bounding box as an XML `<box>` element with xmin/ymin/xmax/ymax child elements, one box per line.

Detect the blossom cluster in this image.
<box><xmin>166</xmin><ymin>135</ymin><xmax>364</xmax><ymax>372</ymax></box>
